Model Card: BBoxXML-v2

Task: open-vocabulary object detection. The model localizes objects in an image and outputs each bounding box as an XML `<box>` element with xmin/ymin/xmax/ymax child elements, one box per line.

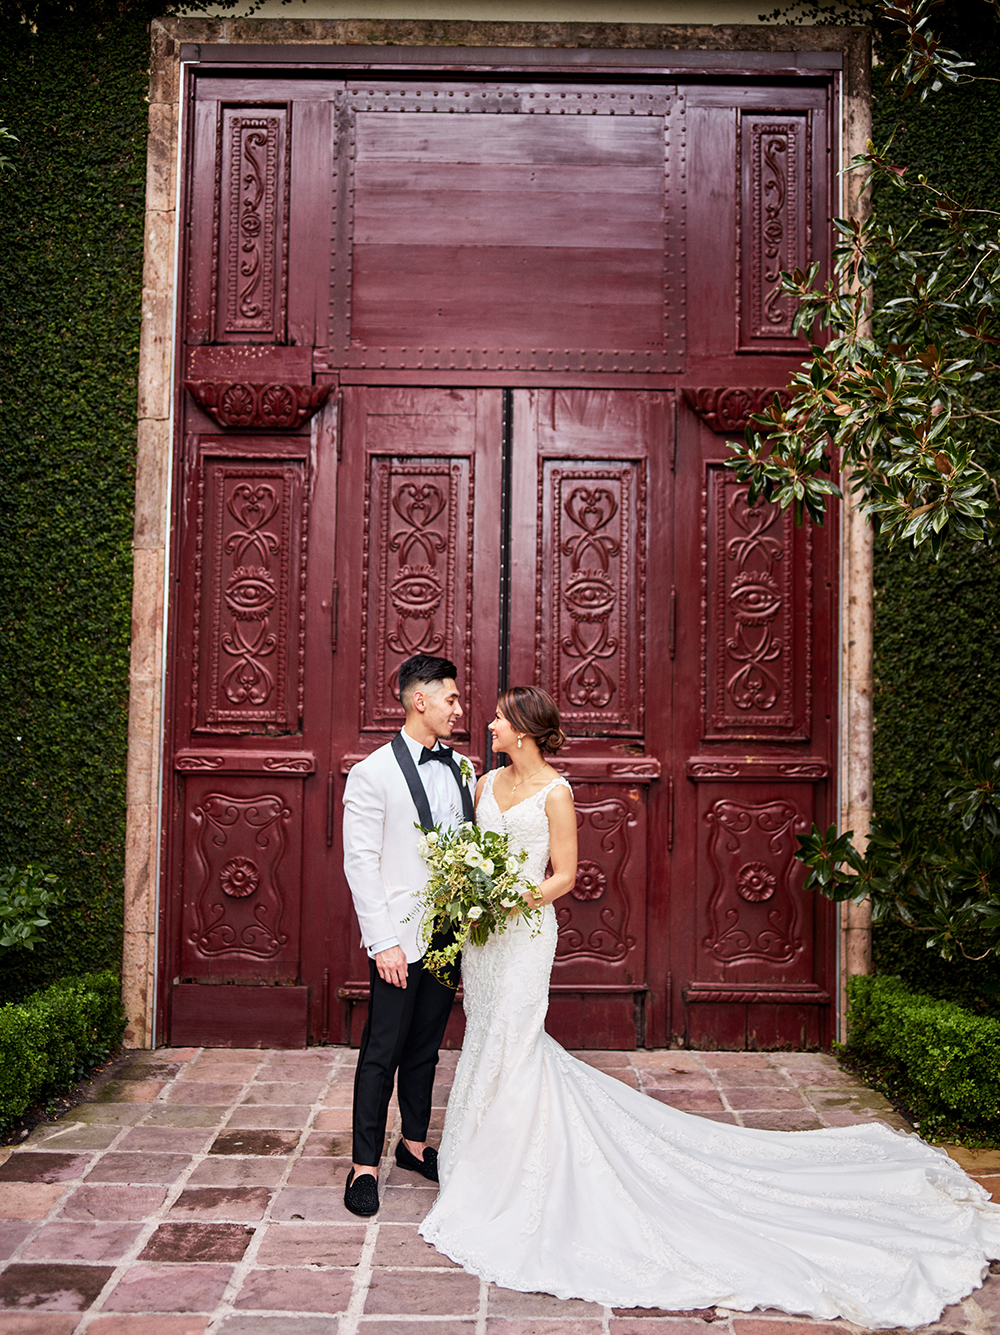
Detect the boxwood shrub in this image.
<box><xmin>846</xmin><ymin>974</ymin><xmax>1000</xmax><ymax>1141</ymax></box>
<box><xmin>0</xmin><ymin>970</ymin><xmax>126</xmax><ymax>1132</ymax></box>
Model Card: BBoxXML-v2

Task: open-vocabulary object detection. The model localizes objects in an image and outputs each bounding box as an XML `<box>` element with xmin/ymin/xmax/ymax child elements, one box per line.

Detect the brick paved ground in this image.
<box><xmin>1</xmin><ymin>1045</ymin><xmax>999</xmax><ymax>1335</ymax></box>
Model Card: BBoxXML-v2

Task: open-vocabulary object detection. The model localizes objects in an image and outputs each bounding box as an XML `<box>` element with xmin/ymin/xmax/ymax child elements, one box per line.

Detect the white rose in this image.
<box><xmin>464</xmin><ymin>847</ymin><xmax>484</xmax><ymax>869</ymax></box>
<box><xmin>467</xmin><ymin>905</ymin><xmax>484</xmax><ymax>920</ymax></box>
<box><xmin>481</xmin><ymin>858</ymin><xmax>494</xmax><ymax>877</ymax></box>
<box><xmin>500</xmin><ymin>898</ymin><xmax>519</xmax><ymax>908</ymax></box>
<box><xmin>426</xmin><ymin>831</ymin><xmax>439</xmax><ymax>844</ymax></box>
<box><xmin>505</xmin><ymin>856</ymin><xmax>520</xmax><ymax>875</ymax></box>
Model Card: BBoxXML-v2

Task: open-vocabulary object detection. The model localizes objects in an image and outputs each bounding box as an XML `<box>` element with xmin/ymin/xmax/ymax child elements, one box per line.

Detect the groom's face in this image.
<box><xmin>418</xmin><ymin>677</ymin><xmax>463</xmax><ymax>740</ymax></box>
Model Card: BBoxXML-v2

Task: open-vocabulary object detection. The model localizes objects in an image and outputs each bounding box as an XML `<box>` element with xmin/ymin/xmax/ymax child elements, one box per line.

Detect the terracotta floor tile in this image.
<box><xmin>491</xmin><ymin>1322</ymin><xmax>604</xmax><ymax>1334</ymax></box>
<box><xmin>25</xmin><ymin>1125</ymin><xmax>120</xmax><ymax>1152</ymax></box>
<box><xmin>57</xmin><ymin>1184</ymin><xmax>168</xmax><ymax>1221</ymax></box>
<box><xmin>375</xmin><ymin>1187</ymin><xmax>438</xmax><ymax>1224</ymax></box>
<box><xmin>101</xmin><ymin>1262</ymin><xmax>233</xmax><ymax>1312</ymax></box>
<box><xmin>116</xmin><ymin>1127</ymin><xmax>214</xmax><ymax>1154</ymax></box>
<box><xmin>143</xmin><ymin>1107</ymin><xmax>227</xmax><ymax>1128</ymax></box>
<box><xmin>0</xmin><ymin>1155</ymin><xmax>91</xmax><ymax>1185</ymax></box>
<box><xmin>0</xmin><ymin>1315</ymin><xmax>82</xmax><ymax>1333</ymax></box>
<box><xmin>815</xmin><ymin>1108</ymin><xmax>891</xmax><ymax>1127</ymax></box>
<box><xmin>187</xmin><ymin>1157</ymin><xmax>285</xmax><ymax>1187</ymax></box>
<box><xmin>724</xmin><ymin>1088</ymin><xmax>809</xmax><ymax>1111</ymax></box>
<box><xmin>700</xmin><ymin>1054</ymin><xmax>774</xmax><ymax>1069</ymax></box>
<box><xmin>372</xmin><ymin>1222</ymin><xmax>459</xmax><ymax>1267</ymax></box>
<box><xmin>645</xmin><ymin>1091</ymin><xmax>726</xmax><ymax>1113</ymax></box>
<box><xmin>0</xmin><ymin>1184</ymin><xmax>68</xmax><ymax>1220</ymax></box>
<box><xmin>168</xmin><ymin>1187</ymin><xmax>272</xmax><ymax>1222</ymax></box>
<box><xmin>208</xmin><ymin>1129</ymin><xmax>299</xmax><ymax>1157</ymax></box>
<box><xmin>149</xmin><ymin>1048</ymin><xmax>201</xmax><ymax>1061</ymax></box>
<box><xmin>609</xmin><ymin>1323</ymin><xmax>719</xmax><ymax>1335</ymax></box>
<box><xmin>631</xmin><ymin>1052</ymin><xmax>706</xmax><ymax>1069</ymax></box>
<box><xmin>487</xmin><ymin>1286</ymin><xmax>603</xmax><ymax>1318</ymax></box>
<box><xmin>85</xmin><ymin>1152</ymin><xmax>193</xmax><ymax>1185</ymax></box>
<box><xmin>195</xmin><ymin>1049</ymin><xmax>265</xmax><ymax>1061</ymax></box>
<box><xmin>224</xmin><ymin>1106</ymin><xmax>312</xmax><ymax>1131</ymax></box>
<box><xmin>636</xmin><ymin>1073</ymin><xmax>718</xmax><ymax>1091</ymax></box>
<box><xmin>256</xmin><ymin>1061</ymin><xmax>339</xmax><ymax>1081</ymax></box>
<box><xmin>20</xmin><ymin>1221</ymin><xmax>143</xmax><ymax>1262</ymax></box>
<box><xmin>730</xmin><ymin>1322</ymin><xmax>847</xmax><ymax>1334</ymax></box>
<box><xmin>87</xmin><ymin>1317</ymin><xmax>211</xmax><ymax>1335</ymax></box>
<box><xmin>176</xmin><ymin>1065</ymin><xmax>257</xmax><ymax>1084</ymax></box>
<box><xmin>0</xmin><ymin>1261</ymin><xmax>114</xmax><ymax>1311</ymax></box>
<box><xmin>320</xmin><ymin>1087</ymin><xmax>353</xmax><ymax>1108</ymax></box>
<box><xmin>714</xmin><ymin>1069</ymin><xmax>794</xmax><ymax>1088</ymax></box>
<box><xmin>0</xmin><ymin>1219</ymin><xmax>34</xmax><ymax>1258</ymax></box>
<box><xmin>115</xmin><ymin>1061</ymin><xmax>182</xmax><ymax>1083</ymax></box>
<box><xmin>696</xmin><ymin>1113</ymin><xmax>741</xmax><ymax>1124</ymax></box>
<box><xmin>215</xmin><ymin>1318</ymin><xmax>338</xmax><ymax>1335</ymax></box>
<box><xmin>139</xmin><ymin>1220</ymin><xmax>255</xmax><ymax>1263</ymax></box>
<box><xmin>739</xmin><ymin>1111</ymin><xmax>826</xmax><ymax>1132</ymax></box>
<box><xmin>311</xmin><ymin>1110</ymin><xmax>353</xmax><ymax>1133</ymax></box>
<box><xmin>780</xmin><ymin>1067</ymin><xmax>861</xmax><ymax>1089</ymax></box>
<box><xmin>94</xmin><ymin>1080</ymin><xmax>166</xmax><ymax>1103</ymax></box>
<box><xmin>269</xmin><ymin>1187</ymin><xmax>358</xmax><ymax>1223</ymax></box>
<box><xmin>233</xmin><ymin>1266</ymin><xmax>354</xmax><ymax>1312</ymax></box>
<box><xmin>164</xmin><ymin>1083</ymin><xmax>245</xmax><ymax>1106</ymax></box>
<box><xmin>364</xmin><ymin>1267</ymin><xmax>481</xmax><ymax>1315</ymax></box>
<box><xmin>570</xmin><ymin>1050</ymin><xmax>631</xmax><ymax>1066</ymax></box>
<box><xmin>72</xmin><ymin>1104</ymin><xmax>147</xmax><ymax>1127</ymax></box>
<box><xmin>254</xmin><ymin>1221</ymin><xmax>366</xmax><ymax>1266</ymax></box>
<box><xmin>611</xmin><ymin>1306</ymin><xmax>719</xmax><ymax>1319</ymax></box>
<box><xmin>367</xmin><ymin>1325</ymin><xmax>475</xmax><ymax>1335</ymax></box>
<box><xmin>299</xmin><ymin>1131</ymin><xmax>351</xmax><ymax>1158</ymax></box>
<box><xmin>242</xmin><ymin>1082</ymin><xmax>325</xmax><ymax>1106</ymax></box>
<box><xmin>285</xmin><ymin>1158</ymin><xmax>351</xmax><ymax>1188</ymax></box>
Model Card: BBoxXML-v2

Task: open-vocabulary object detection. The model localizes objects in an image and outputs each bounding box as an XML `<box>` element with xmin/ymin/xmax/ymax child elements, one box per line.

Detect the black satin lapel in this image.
<box><xmin>390</xmin><ymin>732</ymin><xmax>434</xmax><ymax>832</ymax></box>
<box><xmin>450</xmin><ymin>759</ymin><xmax>475</xmax><ymax>823</ymax></box>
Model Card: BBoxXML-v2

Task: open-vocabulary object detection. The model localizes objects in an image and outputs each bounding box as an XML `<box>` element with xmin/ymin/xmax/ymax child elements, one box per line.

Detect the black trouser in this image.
<box><xmin>351</xmin><ymin>956</ymin><xmax>454</xmax><ymax>1167</ymax></box>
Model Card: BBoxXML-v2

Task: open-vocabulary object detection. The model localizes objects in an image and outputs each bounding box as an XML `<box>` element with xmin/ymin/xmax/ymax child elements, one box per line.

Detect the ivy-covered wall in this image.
<box><xmin>0</xmin><ymin>15</ymin><xmax>152</xmax><ymax>1003</ymax></box>
<box><xmin>869</xmin><ymin>26</ymin><xmax>1000</xmax><ymax>1010</ymax></box>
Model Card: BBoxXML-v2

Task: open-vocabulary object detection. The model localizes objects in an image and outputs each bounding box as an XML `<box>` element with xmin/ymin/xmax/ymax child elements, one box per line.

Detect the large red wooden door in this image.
<box><xmin>162</xmin><ymin>49</ymin><xmax>839</xmax><ymax>1049</ymax></box>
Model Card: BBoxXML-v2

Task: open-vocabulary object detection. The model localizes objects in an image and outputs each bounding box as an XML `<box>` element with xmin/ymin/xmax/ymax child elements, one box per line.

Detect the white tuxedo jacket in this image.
<box><xmin>342</xmin><ymin>739</ymin><xmax>472</xmax><ymax>962</ymax></box>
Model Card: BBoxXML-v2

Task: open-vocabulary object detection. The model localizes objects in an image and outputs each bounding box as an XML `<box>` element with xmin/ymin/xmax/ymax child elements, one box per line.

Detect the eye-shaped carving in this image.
<box><xmin>563</xmin><ymin>571</ymin><xmax>617</xmax><ymax>623</ymax></box>
<box><xmin>225</xmin><ymin>566</ymin><xmax>277</xmax><ymax>620</ymax></box>
<box><xmin>728</xmin><ymin>572</ymin><xmax>781</xmax><ymax>623</ymax></box>
<box><xmin>390</xmin><ymin>569</ymin><xmax>444</xmax><ymax>618</ymax></box>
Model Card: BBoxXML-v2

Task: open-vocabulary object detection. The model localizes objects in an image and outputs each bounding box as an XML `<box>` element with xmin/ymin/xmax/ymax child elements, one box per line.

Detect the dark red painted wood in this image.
<box><xmin>162</xmin><ymin>58</ymin><xmax>838</xmax><ymax>1049</ymax></box>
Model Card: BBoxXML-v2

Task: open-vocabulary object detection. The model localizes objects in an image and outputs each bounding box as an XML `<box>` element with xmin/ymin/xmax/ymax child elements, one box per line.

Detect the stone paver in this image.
<box><xmin>1</xmin><ymin>1044</ymin><xmax>996</xmax><ymax>1334</ymax></box>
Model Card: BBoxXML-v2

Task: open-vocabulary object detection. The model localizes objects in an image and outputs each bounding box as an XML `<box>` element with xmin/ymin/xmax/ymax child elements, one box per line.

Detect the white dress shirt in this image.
<box><xmin>366</xmin><ymin>729</ymin><xmax>464</xmax><ymax>958</ymax></box>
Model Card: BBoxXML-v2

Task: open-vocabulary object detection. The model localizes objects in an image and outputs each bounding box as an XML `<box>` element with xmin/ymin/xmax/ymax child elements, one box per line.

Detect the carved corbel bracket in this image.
<box><xmin>186</xmin><ymin>380</ymin><xmax>332</xmax><ymax>431</ymax></box>
<box><xmin>682</xmin><ymin>386</ymin><xmax>791</xmax><ymax>434</ymax></box>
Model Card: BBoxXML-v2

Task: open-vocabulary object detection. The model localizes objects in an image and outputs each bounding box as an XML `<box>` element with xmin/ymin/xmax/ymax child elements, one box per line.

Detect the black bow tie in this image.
<box><xmin>419</xmin><ymin>745</ymin><xmax>454</xmax><ymax>766</ymax></box>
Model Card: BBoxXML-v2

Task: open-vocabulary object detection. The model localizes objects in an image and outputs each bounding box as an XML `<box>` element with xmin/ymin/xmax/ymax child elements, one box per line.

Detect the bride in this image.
<box><xmin>419</xmin><ymin>685</ymin><xmax>1000</xmax><ymax>1330</ymax></box>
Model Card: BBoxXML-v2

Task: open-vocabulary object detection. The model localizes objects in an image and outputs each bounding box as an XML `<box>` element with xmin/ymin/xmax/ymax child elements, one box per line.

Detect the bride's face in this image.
<box><xmin>488</xmin><ymin>706</ymin><xmax>519</xmax><ymax>756</ymax></box>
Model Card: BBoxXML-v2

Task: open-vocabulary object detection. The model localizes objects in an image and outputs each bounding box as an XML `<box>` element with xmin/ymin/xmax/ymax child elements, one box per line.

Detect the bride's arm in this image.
<box><xmin>473</xmin><ymin>773</ymin><xmax>488</xmax><ymax>817</ymax></box>
<box><xmin>522</xmin><ymin>784</ymin><xmax>578</xmax><ymax>907</ymax></box>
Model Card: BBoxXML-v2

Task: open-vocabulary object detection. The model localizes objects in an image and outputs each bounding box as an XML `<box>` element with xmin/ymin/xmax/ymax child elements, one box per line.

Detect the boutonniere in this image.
<box><xmin>459</xmin><ymin>757</ymin><xmax>475</xmax><ymax>787</ymax></box>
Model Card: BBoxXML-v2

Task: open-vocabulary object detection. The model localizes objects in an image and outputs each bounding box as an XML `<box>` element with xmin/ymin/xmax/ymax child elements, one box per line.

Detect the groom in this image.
<box><xmin>341</xmin><ymin>653</ymin><xmax>475</xmax><ymax>1216</ymax></box>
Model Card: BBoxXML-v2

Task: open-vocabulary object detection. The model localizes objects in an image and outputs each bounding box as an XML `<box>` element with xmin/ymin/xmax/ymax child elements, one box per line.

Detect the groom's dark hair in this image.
<box><xmin>398</xmin><ymin>655</ymin><xmax>459</xmax><ymax>710</ymax></box>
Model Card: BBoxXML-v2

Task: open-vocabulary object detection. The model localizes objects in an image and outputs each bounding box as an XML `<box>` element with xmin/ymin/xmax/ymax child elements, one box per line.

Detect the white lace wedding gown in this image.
<box><xmin>419</xmin><ymin>772</ymin><xmax>1000</xmax><ymax>1327</ymax></box>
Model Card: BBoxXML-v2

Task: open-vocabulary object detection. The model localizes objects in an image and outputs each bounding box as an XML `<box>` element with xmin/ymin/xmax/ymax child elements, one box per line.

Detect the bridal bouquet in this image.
<box><xmin>410</xmin><ymin>823</ymin><xmax>541</xmax><ymax>984</ymax></box>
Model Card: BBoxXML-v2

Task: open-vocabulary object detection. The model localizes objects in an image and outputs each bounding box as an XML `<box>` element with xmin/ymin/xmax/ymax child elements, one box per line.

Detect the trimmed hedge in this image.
<box><xmin>0</xmin><ymin>970</ymin><xmax>126</xmax><ymax>1132</ymax></box>
<box><xmin>846</xmin><ymin>974</ymin><xmax>1000</xmax><ymax>1141</ymax></box>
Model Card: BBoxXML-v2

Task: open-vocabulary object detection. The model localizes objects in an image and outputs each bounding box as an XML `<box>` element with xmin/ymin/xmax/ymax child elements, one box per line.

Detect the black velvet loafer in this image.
<box><xmin>395</xmin><ymin>1142</ymin><xmax>439</xmax><ymax>1182</ymax></box>
<box><xmin>344</xmin><ymin>1168</ymin><xmax>380</xmax><ymax>1216</ymax></box>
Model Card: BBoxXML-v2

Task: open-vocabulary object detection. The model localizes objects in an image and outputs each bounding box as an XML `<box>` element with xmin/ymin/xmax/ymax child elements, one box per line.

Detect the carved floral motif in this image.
<box><xmin>220</xmin><ymin>856</ymin><xmax>259</xmax><ymax>898</ymax></box>
<box><xmin>186</xmin><ymin>381</ymin><xmax>331</xmax><ymax>431</ymax></box>
<box><xmin>571</xmin><ymin>860</ymin><xmax>607</xmax><ymax>902</ymax></box>
<box><xmin>682</xmin><ymin>387</ymin><xmax>791</xmax><ymax>434</ymax></box>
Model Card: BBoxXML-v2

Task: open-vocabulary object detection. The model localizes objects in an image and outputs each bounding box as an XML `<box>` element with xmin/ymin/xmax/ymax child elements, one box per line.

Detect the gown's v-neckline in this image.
<box><xmin>484</xmin><ymin>767</ymin><xmax>563</xmax><ymax>817</ymax></box>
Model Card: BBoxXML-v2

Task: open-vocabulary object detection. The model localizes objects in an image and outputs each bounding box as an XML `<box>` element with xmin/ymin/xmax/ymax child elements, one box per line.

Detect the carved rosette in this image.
<box><xmin>186</xmin><ymin>381</ymin><xmax>332</xmax><ymax>431</ymax></box>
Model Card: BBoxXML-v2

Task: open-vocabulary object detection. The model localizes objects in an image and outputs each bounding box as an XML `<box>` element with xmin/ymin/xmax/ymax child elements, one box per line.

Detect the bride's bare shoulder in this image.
<box><xmin>544</xmin><ymin>777</ymin><xmax>574</xmax><ymax>811</ymax></box>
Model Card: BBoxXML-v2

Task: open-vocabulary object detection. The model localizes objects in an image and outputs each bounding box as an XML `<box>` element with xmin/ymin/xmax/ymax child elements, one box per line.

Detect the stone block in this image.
<box><xmin>254</xmin><ymin>1222</ymin><xmax>366</xmax><ymax>1267</ymax></box>
<box><xmin>364</xmin><ymin>1268</ymin><xmax>481</xmax><ymax>1315</ymax></box>
<box><xmin>233</xmin><ymin>1267</ymin><xmax>354</xmax><ymax>1313</ymax></box>
<box><xmin>57</xmin><ymin>1185</ymin><xmax>168</xmax><ymax>1221</ymax></box>
<box><xmin>0</xmin><ymin>1154</ymin><xmax>92</xmax><ymax>1184</ymax></box>
<box><xmin>139</xmin><ymin>1221</ymin><xmax>255</xmax><ymax>1264</ymax></box>
<box><xmin>168</xmin><ymin>1187</ymin><xmax>273</xmax><ymax>1222</ymax></box>
<box><xmin>0</xmin><ymin>1184</ymin><xmax>69</xmax><ymax>1219</ymax></box>
<box><xmin>102</xmin><ymin>1263</ymin><xmax>233</xmax><ymax>1313</ymax></box>
<box><xmin>0</xmin><ymin>1262</ymin><xmax>115</xmax><ymax>1311</ymax></box>
<box><xmin>21</xmin><ymin>1222</ymin><xmax>142</xmax><ymax>1263</ymax></box>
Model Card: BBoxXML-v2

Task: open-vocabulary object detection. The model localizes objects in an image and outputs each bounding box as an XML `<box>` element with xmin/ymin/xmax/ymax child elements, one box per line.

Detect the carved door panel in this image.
<box><xmin>328</xmin><ymin>387</ymin><xmax>502</xmax><ymax>1042</ymax></box>
<box><xmin>509</xmin><ymin>390</ymin><xmax>670</xmax><ymax>1047</ymax></box>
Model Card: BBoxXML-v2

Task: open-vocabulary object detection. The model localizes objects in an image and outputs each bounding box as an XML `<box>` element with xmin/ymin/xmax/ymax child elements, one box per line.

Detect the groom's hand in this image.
<box><xmin>375</xmin><ymin>945</ymin><xmax>408</xmax><ymax>989</ymax></box>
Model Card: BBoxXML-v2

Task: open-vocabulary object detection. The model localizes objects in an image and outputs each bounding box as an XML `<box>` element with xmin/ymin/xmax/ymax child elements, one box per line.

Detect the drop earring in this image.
<box><xmin>517</xmin><ymin>735</ymin><xmax>523</xmax><ymax>749</ymax></box>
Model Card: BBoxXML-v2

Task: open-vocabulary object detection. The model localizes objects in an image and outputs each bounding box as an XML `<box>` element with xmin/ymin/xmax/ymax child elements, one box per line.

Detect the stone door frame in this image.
<box><xmin>124</xmin><ymin>15</ymin><xmax>872</xmax><ymax>1048</ymax></box>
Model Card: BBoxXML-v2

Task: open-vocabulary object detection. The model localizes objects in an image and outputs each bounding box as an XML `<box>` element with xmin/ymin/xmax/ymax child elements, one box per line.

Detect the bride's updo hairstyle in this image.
<box><xmin>498</xmin><ymin>686</ymin><xmax>566</xmax><ymax>755</ymax></box>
